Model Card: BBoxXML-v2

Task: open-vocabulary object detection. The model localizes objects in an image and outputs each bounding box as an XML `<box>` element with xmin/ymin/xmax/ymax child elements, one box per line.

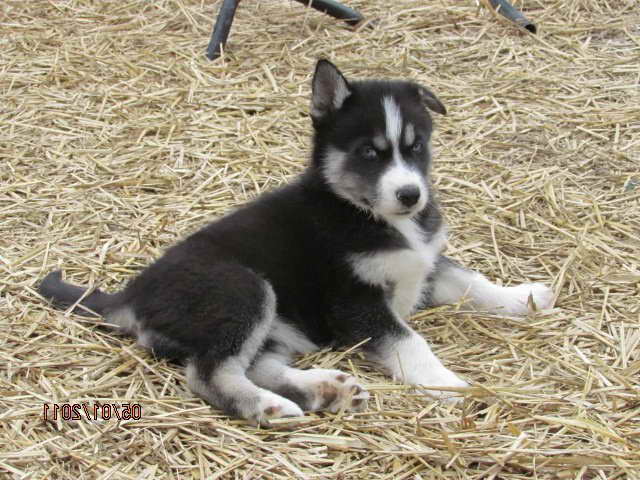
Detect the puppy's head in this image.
<box><xmin>311</xmin><ymin>60</ymin><xmax>446</xmax><ymax>222</ymax></box>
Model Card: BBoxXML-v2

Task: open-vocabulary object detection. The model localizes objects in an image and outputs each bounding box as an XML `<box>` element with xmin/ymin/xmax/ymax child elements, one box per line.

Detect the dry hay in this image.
<box><xmin>1</xmin><ymin>0</ymin><xmax>639</xmax><ymax>478</ymax></box>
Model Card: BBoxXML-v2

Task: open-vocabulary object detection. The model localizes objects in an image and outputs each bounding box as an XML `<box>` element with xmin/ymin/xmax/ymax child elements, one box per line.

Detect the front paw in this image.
<box><xmin>498</xmin><ymin>282</ymin><xmax>554</xmax><ymax>316</ymax></box>
<box><xmin>414</xmin><ymin>368</ymin><xmax>469</xmax><ymax>404</ymax></box>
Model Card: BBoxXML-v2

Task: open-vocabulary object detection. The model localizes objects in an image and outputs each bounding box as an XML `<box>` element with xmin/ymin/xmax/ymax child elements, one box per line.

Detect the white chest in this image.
<box><xmin>348</xmin><ymin>220</ymin><xmax>447</xmax><ymax>319</ymax></box>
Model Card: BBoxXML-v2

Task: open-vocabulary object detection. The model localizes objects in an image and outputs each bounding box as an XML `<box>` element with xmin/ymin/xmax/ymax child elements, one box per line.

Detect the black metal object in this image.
<box><xmin>205</xmin><ymin>1</ymin><xmax>536</xmax><ymax>60</ymax></box>
<box><xmin>206</xmin><ymin>0</ymin><xmax>364</xmax><ymax>60</ymax></box>
<box><xmin>488</xmin><ymin>0</ymin><xmax>536</xmax><ymax>34</ymax></box>
<box><xmin>206</xmin><ymin>0</ymin><xmax>241</xmax><ymax>60</ymax></box>
<box><xmin>291</xmin><ymin>0</ymin><xmax>364</xmax><ymax>26</ymax></box>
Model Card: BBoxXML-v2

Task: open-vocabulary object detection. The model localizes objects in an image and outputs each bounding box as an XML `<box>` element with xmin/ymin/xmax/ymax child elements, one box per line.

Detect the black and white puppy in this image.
<box><xmin>39</xmin><ymin>60</ymin><xmax>553</xmax><ymax>425</ymax></box>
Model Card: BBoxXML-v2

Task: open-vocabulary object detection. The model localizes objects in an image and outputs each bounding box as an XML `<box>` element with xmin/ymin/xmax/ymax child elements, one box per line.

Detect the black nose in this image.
<box><xmin>396</xmin><ymin>185</ymin><xmax>421</xmax><ymax>207</ymax></box>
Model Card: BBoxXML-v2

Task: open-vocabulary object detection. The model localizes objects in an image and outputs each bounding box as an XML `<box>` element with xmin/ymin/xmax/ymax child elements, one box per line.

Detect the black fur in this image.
<box><xmin>39</xmin><ymin>271</ymin><xmax>114</xmax><ymax>317</ymax></box>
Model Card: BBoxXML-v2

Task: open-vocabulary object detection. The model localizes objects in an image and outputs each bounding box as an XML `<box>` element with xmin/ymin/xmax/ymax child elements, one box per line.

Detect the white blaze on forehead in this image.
<box><xmin>382</xmin><ymin>96</ymin><xmax>403</xmax><ymax>149</ymax></box>
<box><xmin>404</xmin><ymin>123</ymin><xmax>415</xmax><ymax>147</ymax></box>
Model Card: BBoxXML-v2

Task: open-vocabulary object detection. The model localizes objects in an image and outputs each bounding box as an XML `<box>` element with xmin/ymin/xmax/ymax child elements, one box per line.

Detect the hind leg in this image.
<box><xmin>186</xmin><ymin>357</ymin><xmax>303</xmax><ymax>425</ymax></box>
<box><xmin>247</xmin><ymin>323</ymin><xmax>369</xmax><ymax>413</ymax></box>
<box><xmin>133</xmin><ymin>263</ymin><xmax>304</xmax><ymax>425</ymax></box>
<box><xmin>183</xmin><ymin>279</ymin><xmax>303</xmax><ymax>425</ymax></box>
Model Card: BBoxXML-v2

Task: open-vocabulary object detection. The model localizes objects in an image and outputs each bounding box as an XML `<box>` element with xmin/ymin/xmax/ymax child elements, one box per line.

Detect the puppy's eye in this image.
<box><xmin>362</xmin><ymin>145</ymin><xmax>378</xmax><ymax>160</ymax></box>
<box><xmin>411</xmin><ymin>140</ymin><xmax>424</xmax><ymax>153</ymax></box>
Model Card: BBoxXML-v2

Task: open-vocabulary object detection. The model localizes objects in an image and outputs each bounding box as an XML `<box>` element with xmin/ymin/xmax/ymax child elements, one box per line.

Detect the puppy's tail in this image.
<box><xmin>39</xmin><ymin>271</ymin><xmax>115</xmax><ymax>317</ymax></box>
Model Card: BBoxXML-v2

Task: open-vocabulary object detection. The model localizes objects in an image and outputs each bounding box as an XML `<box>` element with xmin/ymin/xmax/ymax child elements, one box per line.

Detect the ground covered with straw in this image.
<box><xmin>1</xmin><ymin>0</ymin><xmax>639</xmax><ymax>478</ymax></box>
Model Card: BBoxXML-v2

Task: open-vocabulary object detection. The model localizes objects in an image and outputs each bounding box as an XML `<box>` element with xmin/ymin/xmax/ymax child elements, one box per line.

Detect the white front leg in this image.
<box><xmin>429</xmin><ymin>257</ymin><xmax>554</xmax><ymax>315</ymax></box>
<box><xmin>374</xmin><ymin>329</ymin><xmax>469</xmax><ymax>403</ymax></box>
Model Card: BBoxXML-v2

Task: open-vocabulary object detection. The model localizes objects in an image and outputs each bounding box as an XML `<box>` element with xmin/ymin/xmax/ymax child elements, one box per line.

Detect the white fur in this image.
<box><xmin>431</xmin><ymin>265</ymin><xmax>554</xmax><ymax>315</ymax></box>
<box><xmin>251</xmin><ymin>391</ymin><xmax>304</xmax><ymax>422</ymax></box>
<box><xmin>268</xmin><ymin>319</ymin><xmax>318</xmax><ymax>356</ymax></box>
<box><xmin>321</xmin><ymin>147</ymin><xmax>346</xmax><ymax>188</ymax></box>
<box><xmin>332</xmin><ymin>80</ymin><xmax>351</xmax><ymax>110</ymax></box>
<box><xmin>321</xmin><ymin>147</ymin><xmax>370</xmax><ymax>209</ymax></box>
<box><xmin>105</xmin><ymin>306</ymin><xmax>138</xmax><ymax>334</ymax></box>
<box><xmin>136</xmin><ymin>331</ymin><xmax>152</xmax><ymax>349</ymax></box>
<box><xmin>349</xmin><ymin>223</ymin><xmax>447</xmax><ymax>319</ymax></box>
<box><xmin>383</xmin><ymin>96</ymin><xmax>403</xmax><ymax>148</ymax></box>
<box><xmin>404</xmin><ymin>123</ymin><xmax>415</xmax><ymax>146</ymax></box>
<box><xmin>373</xmin><ymin>134</ymin><xmax>389</xmax><ymax>150</ymax></box>
<box><xmin>374</xmin><ymin>330</ymin><xmax>468</xmax><ymax>402</ymax></box>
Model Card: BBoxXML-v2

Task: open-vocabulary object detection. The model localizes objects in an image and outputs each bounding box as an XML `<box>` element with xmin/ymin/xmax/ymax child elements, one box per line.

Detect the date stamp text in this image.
<box><xmin>43</xmin><ymin>403</ymin><xmax>142</xmax><ymax>421</ymax></box>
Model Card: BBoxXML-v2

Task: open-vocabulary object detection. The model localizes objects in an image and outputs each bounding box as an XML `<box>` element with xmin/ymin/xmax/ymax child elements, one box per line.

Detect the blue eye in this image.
<box><xmin>362</xmin><ymin>145</ymin><xmax>378</xmax><ymax>160</ymax></box>
<box><xmin>412</xmin><ymin>140</ymin><xmax>424</xmax><ymax>153</ymax></box>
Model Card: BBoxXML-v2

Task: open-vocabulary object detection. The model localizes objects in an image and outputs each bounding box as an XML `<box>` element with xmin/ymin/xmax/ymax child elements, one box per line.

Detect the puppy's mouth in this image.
<box><xmin>393</xmin><ymin>209</ymin><xmax>418</xmax><ymax>218</ymax></box>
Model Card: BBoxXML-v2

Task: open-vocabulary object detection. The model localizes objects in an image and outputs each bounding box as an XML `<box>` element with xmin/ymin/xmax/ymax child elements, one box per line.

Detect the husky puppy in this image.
<box><xmin>39</xmin><ymin>60</ymin><xmax>553</xmax><ymax>425</ymax></box>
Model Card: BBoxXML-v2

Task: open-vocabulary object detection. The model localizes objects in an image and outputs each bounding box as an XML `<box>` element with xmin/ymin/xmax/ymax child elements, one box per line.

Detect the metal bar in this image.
<box><xmin>488</xmin><ymin>0</ymin><xmax>536</xmax><ymax>34</ymax></box>
<box><xmin>292</xmin><ymin>0</ymin><xmax>364</xmax><ymax>26</ymax></box>
<box><xmin>206</xmin><ymin>0</ymin><xmax>241</xmax><ymax>60</ymax></box>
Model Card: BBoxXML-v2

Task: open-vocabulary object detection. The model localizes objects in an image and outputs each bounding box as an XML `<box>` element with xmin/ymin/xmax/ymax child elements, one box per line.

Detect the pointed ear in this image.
<box><xmin>311</xmin><ymin>60</ymin><xmax>352</xmax><ymax>120</ymax></box>
<box><xmin>417</xmin><ymin>86</ymin><xmax>447</xmax><ymax>115</ymax></box>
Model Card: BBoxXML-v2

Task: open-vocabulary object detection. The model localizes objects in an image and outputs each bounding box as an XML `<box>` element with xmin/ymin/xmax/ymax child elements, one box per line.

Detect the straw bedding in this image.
<box><xmin>1</xmin><ymin>0</ymin><xmax>639</xmax><ymax>478</ymax></box>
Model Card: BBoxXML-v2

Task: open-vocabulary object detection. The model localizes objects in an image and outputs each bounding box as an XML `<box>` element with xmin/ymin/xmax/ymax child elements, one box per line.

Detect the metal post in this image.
<box><xmin>206</xmin><ymin>0</ymin><xmax>241</xmax><ymax>60</ymax></box>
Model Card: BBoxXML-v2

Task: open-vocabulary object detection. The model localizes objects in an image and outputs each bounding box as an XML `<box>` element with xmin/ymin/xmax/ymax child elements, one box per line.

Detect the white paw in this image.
<box><xmin>297</xmin><ymin>369</ymin><xmax>369</xmax><ymax>413</ymax></box>
<box><xmin>414</xmin><ymin>367</ymin><xmax>469</xmax><ymax>404</ymax></box>
<box><xmin>497</xmin><ymin>282</ymin><xmax>554</xmax><ymax>316</ymax></box>
<box><xmin>249</xmin><ymin>391</ymin><xmax>304</xmax><ymax>426</ymax></box>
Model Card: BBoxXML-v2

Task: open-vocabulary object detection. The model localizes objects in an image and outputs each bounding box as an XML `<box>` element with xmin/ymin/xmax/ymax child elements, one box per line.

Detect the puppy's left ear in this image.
<box><xmin>417</xmin><ymin>86</ymin><xmax>447</xmax><ymax>115</ymax></box>
<box><xmin>311</xmin><ymin>59</ymin><xmax>352</xmax><ymax>121</ymax></box>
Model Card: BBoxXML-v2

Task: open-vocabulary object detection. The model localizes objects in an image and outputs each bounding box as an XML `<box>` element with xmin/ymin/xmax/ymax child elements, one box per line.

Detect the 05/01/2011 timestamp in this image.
<box><xmin>43</xmin><ymin>403</ymin><xmax>142</xmax><ymax>421</ymax></box>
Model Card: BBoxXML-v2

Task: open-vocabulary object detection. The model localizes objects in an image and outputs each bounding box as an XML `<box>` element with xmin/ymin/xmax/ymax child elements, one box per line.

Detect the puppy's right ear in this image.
<box><xmin>311</xmin><ymin>59</ymin><xmax>351</xmax><ymax>121</ymax></box>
